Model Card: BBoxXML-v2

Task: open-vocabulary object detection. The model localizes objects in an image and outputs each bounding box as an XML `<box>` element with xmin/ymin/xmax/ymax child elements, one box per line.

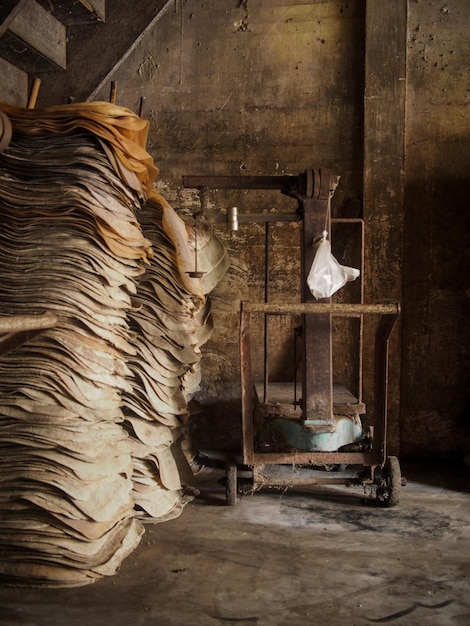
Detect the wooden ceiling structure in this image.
<box><xmin>0</xmin><ymin>0</ymin><xmax>170</xmax><ymax>106</ymax></box>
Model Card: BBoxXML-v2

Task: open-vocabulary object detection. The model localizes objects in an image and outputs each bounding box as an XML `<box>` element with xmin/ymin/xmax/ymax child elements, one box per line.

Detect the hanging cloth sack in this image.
<box><xmin>307</xmin><ymin>230</ymin><xmax>360</xmax><ymax>299</ymax></box>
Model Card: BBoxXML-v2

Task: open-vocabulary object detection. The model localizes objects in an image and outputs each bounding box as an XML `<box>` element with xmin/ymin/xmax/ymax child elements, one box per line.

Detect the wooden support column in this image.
<box><xmin>363</xmin><ymin>0</ymin><xmax>407</xmax><ymax>451</ymax></box>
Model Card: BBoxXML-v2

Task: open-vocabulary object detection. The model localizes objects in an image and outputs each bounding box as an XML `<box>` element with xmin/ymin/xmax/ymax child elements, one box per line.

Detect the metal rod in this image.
<box><xmin>359</xmin><ymin>219</ymin><xmax>365</xmax><ymax>403</ymax></box>
<box><xmin>198</xmin><ymin>187</ymin><xmax>207</xmax><ymax>217</ymax></box>
<box><xmin>253</xmin><ymin>475</ymin><xmax>363</xmax><ymax>488</ymax></box>
<box><xmin>240</xmin><ymin>305</ymin><xmax>255</xmax><ymax>466</ymax></box>
<box><xmin>242</xmin><ymin>302</ymin><xmax>400</xmax><ymax>316</ymax></box>
<box><xmin>138</xmin><ymin>96</ymin><xmax>146</xmax><ymax>118</ymax></box>
<box><xmin>263</xmin><ymin>222</ymin><xmax>270</xmax><ymax>403</ymax></box>
<box><xmin>109</xmin><ymin>81</ymin><xmax>117</xmax><ymax>104</ymax></box>
<box><xmin>252</xmin><ymin>451</ymin><xmax>374</xmax><ymax>466</ymax></box>
<box><xmin>294</xmin><ymin>327</ymin><xmax>298</xmax><ymax>409</ymax></box>
<box><xmin>183</xmin><ymin>174</ymin><xmax>297</xmax><ymax>190</ymax></box>
<box><xmin>301</xmin><ymin>174</ymin><xmax>333</xmax><ymax>425</ymax></box>
<box><xmin>331</xmin><ymin>217</ymin><xmax>364</xmax><ymax>224</ymax></box>
<box><xmin>201</xmin><ymin>212</ymin><xmax>300</xmax><ymax>226</ymax></box>
<box><xmin>372</xmin><ymin>313</ymin><xmax>400</xmax><ymax>465</ymax></box>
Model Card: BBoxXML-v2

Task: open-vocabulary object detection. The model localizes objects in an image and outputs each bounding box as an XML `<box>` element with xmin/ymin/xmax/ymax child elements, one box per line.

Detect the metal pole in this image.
<box><xmin>263</xmin><ymin>222</ymin><xmax>270</xmax><ymax>403</ymax></box>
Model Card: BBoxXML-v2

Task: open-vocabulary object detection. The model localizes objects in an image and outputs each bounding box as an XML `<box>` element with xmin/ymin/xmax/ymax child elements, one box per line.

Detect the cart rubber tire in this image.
<box><xmin>376</xmin><ymin>456</ymin><xmax>401</xmax><ymax>507</ymax></box>
<box><xmin>226</xmin><ymin>459</ymin><xmax>238</xmax><ymax>506</ymax></box>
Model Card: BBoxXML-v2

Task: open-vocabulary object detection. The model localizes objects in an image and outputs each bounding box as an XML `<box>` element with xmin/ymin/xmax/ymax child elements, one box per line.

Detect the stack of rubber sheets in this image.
<box><xmin>0</xmin><ymin>123</ymin><xmax>150</xmax><ymax>586</ymax></box>
<box><xmin>124</xmin><ymin>197</ymin><xmax>229</xmax><ymax>521</ymax></box>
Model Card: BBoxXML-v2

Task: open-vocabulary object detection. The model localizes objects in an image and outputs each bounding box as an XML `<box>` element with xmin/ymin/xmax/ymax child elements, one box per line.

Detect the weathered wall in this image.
<box><xmin>402</xmin><ymin>0</ymin><xmax>470</xmax><ymax>460</ymax></box>
<box><xmin>4</xmin><ymin>0</ymin><xmax>467</xmax><ymax>460</ymax></box>
<box><xmin>92</xmin><ymin>0</ymin><xmax>368</xmax><ymax>451</ymax></box>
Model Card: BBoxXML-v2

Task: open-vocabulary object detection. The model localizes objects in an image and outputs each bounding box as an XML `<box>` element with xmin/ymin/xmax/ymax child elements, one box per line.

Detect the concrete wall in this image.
<box><xmin>92</xmin><ymin>0</ymin><xmax>368</xmax><ymax>452</ymax></box>
<box><xmin>402</xmin><ymin>0</ymin><xmax>469</xmax><ymax>460</ymax></box>
<box><xmin>3</xmin><ymin>0</ymin><xmax>467</xmax><ymax>460</ymax></box>
<box><xmin>93</xmin><ymin>0</ymin><xmax>469</xmax><ymax>460</ymax></box>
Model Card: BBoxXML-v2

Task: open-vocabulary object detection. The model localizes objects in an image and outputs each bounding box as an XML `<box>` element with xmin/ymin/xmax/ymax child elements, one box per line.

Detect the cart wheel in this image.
<box><xmin>226</xmin><ymin>459</ymin><xmax>238</xmax><ymax>506</ymax></box>
<box><xmin>376</xmin><ymin>456</ymin><xmax>401</xmax><ymax>507</ymax></box>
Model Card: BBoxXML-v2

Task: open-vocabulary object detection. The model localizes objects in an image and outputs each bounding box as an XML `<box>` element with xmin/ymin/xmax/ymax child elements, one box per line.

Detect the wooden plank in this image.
<box><xmin>362</xmin><ymin>0</ymin><xmax>406</xmax><ymax>450</ymax></box>
<box><xmin>0</xmin><ymin>0</ymin><xmax>28</xmax><ymax>36</ymax></box>
<box><xmin>252</xmin><ymin>451</ymin><xmax>374</xmax><ymax>466</ymax></box>
<box><xmin>11</xmin><ymin>0</ymin><xmax>66</xmax><ymax>68</ymax></box>
<box><xmin>254</xmin><ymin>382</ymin><xmax>366</xmax><ymax>420</ymax></box>
<box><xmin>240</xmin><ymin>305</ymin><xmax>255</xmax><ymax>466</ymax></box>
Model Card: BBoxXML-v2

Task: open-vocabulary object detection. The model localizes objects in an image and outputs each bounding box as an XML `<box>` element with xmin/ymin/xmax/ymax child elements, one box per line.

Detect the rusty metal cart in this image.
<box><xmin>183</xmin><ymin>169</ymin><xmax>401</xmax><ymax>507</ymax></box>
<box><xmin>235</xmin><ymin>300</ymin><xmax>400</xmax><ymax>507</ymax></box>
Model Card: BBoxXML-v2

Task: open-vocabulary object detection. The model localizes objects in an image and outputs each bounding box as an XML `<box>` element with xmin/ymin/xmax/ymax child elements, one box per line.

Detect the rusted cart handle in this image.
<box><xmin>240</xmin><ymin>301</ymin><xmax>400</xmax><ymax>316</ymax></box>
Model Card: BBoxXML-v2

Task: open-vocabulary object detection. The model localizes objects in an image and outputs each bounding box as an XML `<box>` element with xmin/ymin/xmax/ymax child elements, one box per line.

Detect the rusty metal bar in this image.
<box><xmin>332</xmin><ymin>217</ymin><xmax>365</xmax><ymax>403</ymax></box>
<box><xmin>190</xmin><ymin>211</ymin><xmax>300</xmax><ymax>226</ymax></box>
<box><xmin>252</xmin><ymin>473</ymin><xmax>362</xmax><ymax>488</ymax></box>
<box><xmin>138</xmin><ymin>96</ymin><xmax>146</xmax><ymax>118</ymax></box>
<box><xmin>263</xmin><ymin>222</ymin><xmax>270</xmax><ymax>404</ymax></box>
<box><xmin>372</xmin><ymin>313</ymin><xmax>400</xmax><ymax>465</ymax></box>
<box><xmin>252</xmin><ymin>451</ymin><xmax>374</xmax><ymax>466</ymax></box>
<box><xmin>242</xmin><ymin>302</ymin><xmax>400</xmax><ymax>316</ymax></box>
<box><xmin>240</xmin><ymin>304</ymin><xmax>255</xmax><ymax>466</ymax></box>
<box><xmin>183</xmin><ymin>175</ymin><xmax>297</xmax><ymax>191</ymax></box>
<box><xmin>0</xmin><ymin>312</ymin><xmax>58</xmax><ymax>334</ymax></box>
<box><xmin>359</xmin><ymin>219</ymin><xmax>365</xmax><ymax>402</ymax></box>
<box><xmin>330</xmin><ymin>217</ymin><xmax>364</xmax><ymax>224</ymax></box>
<box><xmin>301</xmin><ymin>171</ymin><xmax>334</xmax><ymax>426</ymax></box>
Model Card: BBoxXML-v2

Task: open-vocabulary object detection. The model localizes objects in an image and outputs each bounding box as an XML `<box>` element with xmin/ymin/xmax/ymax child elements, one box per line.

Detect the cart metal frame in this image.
<box><xmin>237</xmin><ymin>300</ymin><xmax>400</xmax><ymax>504</ymax></box>
<box><xmin>183</xmin><ymin>169</ymin><xmax>402</xmax><ymax>507</ymax></box>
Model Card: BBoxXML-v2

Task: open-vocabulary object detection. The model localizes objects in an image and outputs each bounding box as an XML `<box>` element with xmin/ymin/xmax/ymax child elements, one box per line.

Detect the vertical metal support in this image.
<box><xmin>372</xmin><ymin>312</ymin><xmax>399</xmax><ymax>465</ymax></box>
<box><xmin>359</xmin><ymin>219</ymin><xmax>365</xmax><ymax>404</ymax></box>
<box><xmin>301</xmin><ymin>170</ymin><xmax>338</xmax><ymax>426</ymax></box>
<box><xmin>263</xmin><ymin>222</ymin><xmax>270</xmax><ymax>404</ymax></box>
<box><xmin>240</xmin><ymin>303</ymin><xmax>255</xmax><ymax>466</ymax></box>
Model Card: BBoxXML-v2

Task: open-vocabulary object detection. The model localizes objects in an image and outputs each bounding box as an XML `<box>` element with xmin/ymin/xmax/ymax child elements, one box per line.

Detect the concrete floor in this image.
<box><xmin>0</xmin><ymin>459</ymin><xmax>468</xmax><ymax>626</ymax></box>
